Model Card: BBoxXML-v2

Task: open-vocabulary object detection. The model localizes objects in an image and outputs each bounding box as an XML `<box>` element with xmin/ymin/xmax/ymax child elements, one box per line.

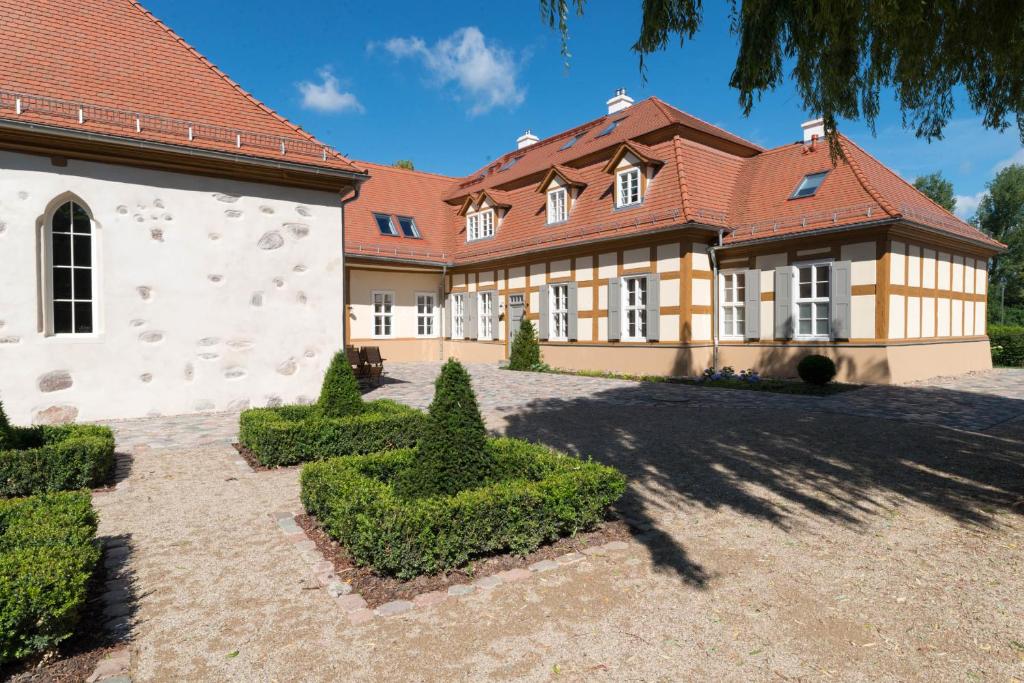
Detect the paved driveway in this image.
<box><xmin>96</xmin><ymin>366</ymin><xmax>1024</xmax><ymax>681</ymax></box>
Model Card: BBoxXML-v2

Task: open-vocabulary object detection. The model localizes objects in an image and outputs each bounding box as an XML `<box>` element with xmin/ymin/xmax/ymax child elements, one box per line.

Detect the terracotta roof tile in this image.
<box><xmin>0</xmin><ymin>0</ymin><xmax>362</xmax><ymax>174</ymax></box>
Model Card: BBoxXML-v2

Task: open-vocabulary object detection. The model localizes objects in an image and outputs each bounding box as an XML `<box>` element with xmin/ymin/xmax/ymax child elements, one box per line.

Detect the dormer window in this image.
<box><xmin>547</xmin><ymin>188</ymin><xmax>568</xmax><ymax>224</ymax></box>
<box><xmin>791</xmin><ymin>171</ymin><xmax>829</xmax><ymax>199</ymax></box>
<box><xmin>397</xmin><ymin>215</ymin><xmax>420</xmax><ymax>238</ymax></box>
<box><xmin>467</xmin><ymin>209</ymin><xmax>495</xmax><ymax>242</ymax></box>
<box><xmin>374</xmin><ymin>213</ymin><xmax>398</xmax><ymax>236</ymax></box>
<box><xmin>596</xmin><ymin>117</ymin><xmax>624</xmax><ymax>138</ymax></box>
<box><xmin>616</xmin><ymin>168</ymin><xmax>641</xmax><ymax>207</ymax></box>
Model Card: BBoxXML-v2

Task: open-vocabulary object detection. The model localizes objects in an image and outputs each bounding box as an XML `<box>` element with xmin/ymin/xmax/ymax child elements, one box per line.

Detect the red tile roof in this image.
<box><xmin>0</xmin><ymin>0</ymin><xmax>363</xmax><ymax>175</ymax></box>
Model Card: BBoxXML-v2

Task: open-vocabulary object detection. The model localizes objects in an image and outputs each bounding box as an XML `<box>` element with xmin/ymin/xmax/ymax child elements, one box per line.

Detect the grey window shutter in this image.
<box><xmin>607</xmin><ymin>278</ymin><xmax>621</xmax><ymax>341</ymax></box>
<box><xmin>774</xmin><ymin>266</ymin><xmax>794</xmax><ymax>339</ymax></box>
<box><xmin>467</xmin><ymin>293</ymin><xmax>478</xmax><ymax>339</ymax></box>
<box><xmin>567</xmin><ymin>282</ymin><xmax>579</xmax><ymax>340</ymax></box>
<box><xmin>744</xmin><ymin>269</ymin><xmax>761</xmax><ymax>340</ymax></box>
<box><xmin>446</xmin><ymin>294</ymin><xmax>453</xmax><ymax>339</ymax></box>
<box><xmin>831</xmin><ymin>260</ymin><xmax>852</xmax><ymax>339</ymax></box>
<box><xmin>538</xmin><ymin>284</ymin><xmax>549</xmax><ymax>340</ymax></box>
<box><xmin>645</xmin><ymin>273</ymin><xmax>660</xmax><ymax>341</ymax></box>
<box><xmin>490</xmin><ymin>291</ymin><xmax>500</xmax><ymax>341</ymax></box>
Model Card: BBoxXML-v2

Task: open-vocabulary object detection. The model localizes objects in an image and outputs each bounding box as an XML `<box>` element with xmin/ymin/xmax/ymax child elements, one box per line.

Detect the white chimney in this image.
<box><xmin>802</xmin><ymin>118</ymin><xmax>825</xmax><ymax>143</ymax></box>
<box><xmin>516</xmin><ymin>129</ymin><xmax>539</xmax><ymax>149</ymax></box>
<box><xmin>606</xmin><ymin>88</ymin><xmax>634</xmax><ymax>115</ymax></box>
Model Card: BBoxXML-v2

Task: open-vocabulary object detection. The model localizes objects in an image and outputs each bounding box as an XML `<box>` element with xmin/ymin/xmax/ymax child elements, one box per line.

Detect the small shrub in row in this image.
<box><xmin>301</xmin><ymin>438</ymin><xmax>627</xmax><ymax>579</ymax></box>
<box><xmin>989</xmin><ymin>324</ymin><xmax>1024</xmax><ymax>367</ymax></box>
<box><xmin>0</xmin><ymin>491</ymin><xmax>100</xmax><ymax>665</ymax></box>
<box><xmin>0</xmin><ymin>420</ymin><xmax>115</xmax><ymax>498</ymax></box>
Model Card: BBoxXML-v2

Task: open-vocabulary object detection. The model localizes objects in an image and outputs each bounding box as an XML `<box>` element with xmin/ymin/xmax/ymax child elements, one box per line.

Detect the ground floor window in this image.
<box><xmin>795</xmin><ymin>261</ymin><xmax>831</xmax><ymax>338</ymax></box>
<box><xmin>50</xmin><ymin>200</ymin><xmax>95</xmax><ymax>334</ymax></box>
<box><xmin>416</xmin><ymin>293</ymin><xmax>435</xmax><ymax>337</ymax></box>
<box><xmin>478</xmin><ymin>292</ymin><xmax>494</xmax><ymax>340</ymax></box>
<box><xmin>372</xmin><ymin>290</ymin><xmax>394</xmax><ymax>337</ymax></box>
<box><xmin>452</xmin><ymin>294</ymin><xmax>465</xmax><ymax>339</ymax></box>
<box><xmin>720</xmin><ymin>271</ymin><xmax>746</xmax><ymax>339</ymax></box>
<box><xmin>622</xmin><ymin>275</ymin><xmax>647</xmax><ymax>340</ymax></box>
<box><xmin>549</xmin><ymin>284</ymin><xmax>569</xmax><ymax>340</ymax></box>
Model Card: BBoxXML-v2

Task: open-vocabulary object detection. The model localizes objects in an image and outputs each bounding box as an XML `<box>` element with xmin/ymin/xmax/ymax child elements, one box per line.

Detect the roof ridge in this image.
<box><xmin>671</xmin><ymin>135</ymin><xmax>692</xmax><ymax>222</ymax></box>
<box><xmin>355</xmin><ymin>160</ymin><xmax>457</xmax><ymax>181</ymax></box>
<box><xmin>836</xmin><ymin>135</ymin><xmax>899</xmax><ymax>217</ymax></box>
<box><xmin>650</xmin><ymin>96</ymin><xmax>765</xmax><ymax>152</ymax></box>
<box><xmin>126</xmin><ymin>0</ymin><xmax>349</xmax><ymax>165</ymax></box>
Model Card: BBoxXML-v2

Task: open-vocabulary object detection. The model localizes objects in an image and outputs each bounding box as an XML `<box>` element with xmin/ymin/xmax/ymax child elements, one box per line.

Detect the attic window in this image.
<box><xmin>499</xmin><ymin>157</ymin><xmax>518</xmax><ymax>172</ymax></box>
<box><xmin>397</xmin><ymin>216</ymin><xmax>420</xmax><ymax>238</ymax></box>
<box><xmin>374</xmin><ymin>213</ymin><xmax>398</xmax><ymax>236</ymax></box>
<box><xmin>559</xmin><ymin>134</ymin><xmax>582</xmax><ymax>151</ymax></box>
<box><xmin>595</xmin><ymin>117</ymin><xmax>625</xmax><ymax>138</ymax></box>
<box><xmin>791</xmin><ymin>171</ymin><xmax>829</xmax><ymax>199</ymax></box>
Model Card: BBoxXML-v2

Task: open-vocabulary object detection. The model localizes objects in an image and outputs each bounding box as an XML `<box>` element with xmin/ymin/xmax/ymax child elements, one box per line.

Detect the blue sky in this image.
<box><xmin>146</xmin><ymin>0</ymin><xmax>1022</xmax><ymax>219</ymax></box>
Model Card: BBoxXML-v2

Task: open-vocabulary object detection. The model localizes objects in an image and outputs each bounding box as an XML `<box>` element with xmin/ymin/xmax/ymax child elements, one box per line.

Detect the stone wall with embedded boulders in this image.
<box><xmin>0</xmin><ymin>150</ymin><xmax>345</xmax><ymax>423</ymax></box>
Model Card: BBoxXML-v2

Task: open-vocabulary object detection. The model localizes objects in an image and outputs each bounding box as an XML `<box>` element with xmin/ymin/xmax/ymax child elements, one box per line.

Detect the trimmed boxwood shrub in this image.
<box><xmin>317</xmin><ymin>350</ymin><xmax>364</xmax><ymax>418</ymax></box>
<box><xmin>238</xmin><ymin>401</ymin><xmax>428</xmax><ymax>467</ymax></box>
<box><xmin>796</xmin><ymin>354</ymin><xmax>837</xmax><ymax>385</ymax></box>
<box><xmin>0</xmin><ymin>491</ymin><xmax>100</xmax><ymax>665</ymax></box>
<box><xmin>301</xmin><ymin>438</ymin><xmax>627</xmax><ymax>579</ymax></box>
<box><xmin>989</xmin><ymin>324</ymin><xmax>1024</xmax><ymax>367</ymax></box>
<box><xmin>508</xmin><ymin>318</ymin><xmax>541</xmax><ymax>370</ymax></box>
<box><xmin>0</xmin><ymin>424</ymin><xmax>115</xmax><ymax>498</ymax></box>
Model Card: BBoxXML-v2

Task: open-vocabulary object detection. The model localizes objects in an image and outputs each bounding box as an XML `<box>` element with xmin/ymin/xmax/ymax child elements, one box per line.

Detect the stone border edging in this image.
<box><xmin>270</xmin><ymin>509</ymin><xmax>633</xmax><ymax>626</ymax></box>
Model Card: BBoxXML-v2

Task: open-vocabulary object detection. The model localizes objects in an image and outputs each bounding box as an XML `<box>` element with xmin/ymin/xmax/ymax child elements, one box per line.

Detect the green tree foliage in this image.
<box><xmin>541</xmin><ymin>1</ymin><xmax>1024</xmax><ymax>146</ymax></box>
<box><xmin>317</xmin><ymin>351</ymin><xmax>364</xmax><ymax>418</ymax></box>
<box><xmin>0</xmin><ymin>400</ymin><xmax>10</xmax><ymax>451</ymax></box>
<box><xmin>393</xmin><ymin>160</ymin><xmax>415</xmax><ymax>170</ymax></box>
<box><xmin>508</xmin><ymin>318</ymin><xmax>541</xmax><ymax>370</ymax></box>
<box><xmin>401</xmin><ymin>359</ymin><xmax>492</xmax><ymax>497</ymax></box>
<box><xmin>913</xmin><ymin>172</ymin><xmax>957</xmax><ymax>213</ymax></box>
<box><xmin>974</xmin><ymin>164</ymin><xmax>1024</xmax><ymax>320</ymax></box>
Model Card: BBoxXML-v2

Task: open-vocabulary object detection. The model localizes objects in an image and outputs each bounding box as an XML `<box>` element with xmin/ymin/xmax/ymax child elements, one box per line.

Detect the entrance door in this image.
<box><xmin>508</xmin><ymin>294</ymin><xmax>525</xmax><ymax>341</ymax></box>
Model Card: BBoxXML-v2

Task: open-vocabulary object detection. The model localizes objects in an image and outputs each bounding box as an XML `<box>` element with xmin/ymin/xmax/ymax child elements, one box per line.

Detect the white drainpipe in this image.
<box><xmin>707</xmin><ymin>230</ymin><xmax>724</xmax><ymax>372</ymax></box>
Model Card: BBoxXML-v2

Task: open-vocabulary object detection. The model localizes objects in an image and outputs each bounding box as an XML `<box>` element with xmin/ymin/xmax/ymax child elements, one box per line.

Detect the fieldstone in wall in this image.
<box><xmin>17</xmin><ymin>191</ymin><xmax>28</xmax><ymax>200</ymax></box>
<box><xmin>198</xmin><ymin>353</ymin><xmax>219</xmax><ymax>361</ymax></box>
<box><xmin>154</xmin><ymin>198</ymin><xmax>165</xmax><ymax>209</ymax></box>
<box><xmin>194</xmin><ymin>400</ymin><xmax>215</xmax><ymax>411</ymax></box>
<box><xmin>208</xmin><ymin>274</ymin><xmax>224</xmax><ymax>284</ymax></box>
<box><xmin>304</xmin><ymin>348</ymin><xmax>316</xmax><ymax>358</ymax></box>
<box><xmin>139</xmin><ymin>331</ymin><xmax>164</xmax><ymax>344</ymax></box>
<box><xmin>257</xmin><ymin>231</ymin><xmax>284</xmax><ymax>250</ymax></box>
<box><xmin>227</xmin><ymin>398</ymin><xmax>250</xmax><ymax>411</ymax></box>
<box><xmin>250</xmin><ymin>292</ymin><xmax>264</xmax><ymax>307</ymax></box>
<box><xmin>198</xmin><ymin>337</ymin><xmax>220</xmax><ymax>347</ymax></box>
<box><xmin>226</xmin><ymin>339</ymin><xmax>254</xmax><ymax>351</ymax></box>
<box><xmin>265</xmin><ymin>395</ymin><xmax>283</xmax><ymax>408</ymax></box>
<box><xmin>293</xmin><ymin>264</ymin><xmax>307</xmax><ymax>273</ymax></box>
<box><xmin>0</xmin><ymin>221</ymin><xmax>7</xmax><ymax>235</ymax></box>
<box><xmin>295</xmin><ymin>205</ymin><xmax>311</xmax><ymax>217</ymax></box>
<box><xmin>116</xmin><ymin>205</ymin><xmax>129</xmax><ymax>215</ymax></box>
<box><xmin>150</xmin><ymin>228</ymin><xmax>164</xmax><ymax>242</ymax></box>
<box><xmin>296</xmin><ymin>292</ymin><xmax>307</xmax><ymax>305</ymax></box>
<box><xmin>33</xmin><ymin>405</ymin><xmax>79</xmax><ymax>425</ymax></box>
<box><xmin>130</xmin><ymin>319</ymin><xmax>146</xmax><ymax>328</ymax></box>
<box><xmin>224</xmin><ymin>367</ymin><xmax>246</xmax><ymax>380</ymax></box>
<box><xmin>276</xmin><ymin>358</ymin><xmax>297</xmax><ymax>375</ymax></box>
<box><xmin>272</xmin><ymin>277</ymin><xmax>284</xmax><ymax>288</ymax></box>
<box><xmin>38</xmin><ymin>370</ymin><xmax>73</xmax><ymax>393</ymax></box>
<box><xmin>295</xmin><ymin>395</ymin><xmax>312</xmax><ymax>405</ymax></box>
<box><xmin>285</xmin><ymin>223</ymin><xmax>309</xmax><ymax>239</ymax></box>
<box><xmin>260</xmin><ymin>205</ymin><xmax>275</xmax><ymax>215</ymax></box>
<box><xmin>208</xmin><ymin>232</ymin><xmax>221</xmax><ymax>241</ymax></box>
<box><xmin>225</xmin><ymin>209</ymin><xmax>243</xmax><ymax>219</ymax></box>
<box><xmin>214</xmin><ymin>193</ymin><xmax>240</xmax><ymax>203</ymax></box>
<box><xmin>184</xmin><ymin>362</ymin><xmax>195</xmax><ymax>381</ymax></box>
<box><xmin>0</xmin><ymin>336</ymin><xmax>20</xmax><ymax>344</ymax></box>
<box><xmin>137</xmin><ymin>286</ymin><xmax>153</xmax><ymax>300</ymax></box>
<box><xmin>140</xmin><ymin>373</ymin><xmax>153</xmax><ymax>383</ymax></box>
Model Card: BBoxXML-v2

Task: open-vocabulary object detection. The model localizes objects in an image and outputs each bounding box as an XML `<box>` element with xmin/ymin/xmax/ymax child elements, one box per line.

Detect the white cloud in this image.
<box><xmin>373</xmin><ymin>27</ymin><xmax>525</xmax><ymax>116</ymax></box>
<box><xmin>994</xmin><ymin>147</ymin><xmax>1024</xmax><ymax>173</ymax></box>
<box><xmin>954</xmin><ymin>191</ymin><xmax>987</xmax><ymax>220</ymax></box>
<box><xmin>297</xmin><ymin>68</ymin><xmax>364</xmax><ymax>114</ymax></box>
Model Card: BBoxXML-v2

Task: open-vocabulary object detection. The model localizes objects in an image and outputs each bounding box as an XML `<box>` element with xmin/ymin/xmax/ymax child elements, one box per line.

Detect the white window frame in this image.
<box><xmin>621</xmin><ymin>275</ymin><xmax>647</xmax><ymax>341</ymax></box>
<box><xmin>466</xmin><ymin>209</ymin><xmax>495</xmax><ymax>242</ymax></box>
<box><xmin>451</xmin><ymin>293</ymin><xmax>466</xmax><ymax>339</ymax></box>
<box><xmin>549</xmin><ymin>283</ymin><xmax>569</xmax><ymax>341</ymax></box>
<box><xmin>793</xmin><ymin>260</ymin><xmax>832</xmax><ymax>340</ymax></box>
<box><xmin>371</xmin><ymin>290</ymin><xmax>395</xmax><ymax>338</ymax></box>
<box><xmin>478</xmin><ymin>291</ymin><xmax>495</xmax><ymax>340</ymax></box>
<box><xmin>43</xmin><ymin>197</ymin><xmax>100</xmax><ymax>337</ymax></box>
<box><xmin>719</xmin><ymin>270</ymin><xmax>746</xmax><ymax>340</ymax></box>
<box><xmin>415</xmin><ymin>292</ymin><xmax>436</xmax><ymax>338</ymax></box>
<box><xmin>547</xmin><ymin>187</ymin><xmax>568</xmax><ymax>224</ymax></box>
<box><xmin>616</xmin><ymin>167</ymin><xmax>641</xmax><ymax>208</ymax></box>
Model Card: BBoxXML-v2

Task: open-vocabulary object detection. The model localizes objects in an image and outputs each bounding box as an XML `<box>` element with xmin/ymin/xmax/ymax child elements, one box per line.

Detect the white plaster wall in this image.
<box><xmin>0</xmin><ymin>151</ymin><xmax>344</xmax><ymax>423</ymax></box>
<box><xmin>889</xmin><ymin>294</ymin><xmax>905</xmax><ymax>338</ymax></box>
<box><xmin>575</xmin><ymin>256</ymin><xmax>593</xmax><ymax>281</ymax></box>
<box><xmin>656</xmin><ymin>243</ymin><xmax>680</xmax><ymax>272</ymax></box>
<box><xmin>890</xmin><ymin>241</ymin><xmax>906</xmax><ymax>285</ymax></box>
<box><xmin>623</xmin><ymin>247</ymin><xmax>649</xmax><ymax>270</ymax></box>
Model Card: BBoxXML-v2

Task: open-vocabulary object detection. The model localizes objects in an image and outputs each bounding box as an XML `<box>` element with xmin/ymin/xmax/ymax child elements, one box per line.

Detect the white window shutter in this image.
<box><xmin>744</xmin><ymin>269</ymin><xmax>761</xmax><ymax>340</ymax></box>
<box><xmin>466</xmin><ymin>292</ymin><xmax>478</xmax><ymax>340</ymax></box>
<box><xmin>607</xmin><ymin>278</ymin><xmax>621</xmax><ymax>341</ymax></box>
<box><xmin>491</xmin><ymin>292</ymin><xmax>501</xmax><ymax>341</ymax></box>
<box><xmin>567</xmin><ymin>282</ymin><xmax>579</xmax><ymax>340</ymax></box>
<box><xmin>645</xmin><ymin>273</ymin><xmax>660</xmax><ymax>341</ymax></box>
<box><xmin>774</xmin><ymin>266</ymin><xmax>795</xmax><ymax>339</ymax></box>
<box><xmin>831</xmin><ymin>260</ymin><xmax>852</xmax><ymax>339</ymax></box>
<box><xmin>446</xmin><ymin>294</ymin><xmax>453</xmax><ymax>339</ymax></box>
<box><xmin>538</xmin><ymin>284</ymin><xmax>549</xmax><ymax>340</ymax></box>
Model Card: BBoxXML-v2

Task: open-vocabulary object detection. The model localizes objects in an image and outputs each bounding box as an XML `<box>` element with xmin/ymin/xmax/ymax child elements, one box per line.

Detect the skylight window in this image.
<box><xmin>595</xmin><ymin>117</ymin><xmax>625</xmax><ymax>138</ymax></box>
<box><xmin>499</xmin><ymin>157</ymin><xmax>518</xmax><ymax>172</ymax></box>
<box><xmin>397</xmin><ymin>216</ymin><xmax>420</xmax><ymax>238</ymax></box>
<box><xmin>374</xmin><ymin>213</ymin><xmax>398</xmax><ymax>236</ymax></box>
<box><xmin>791</xmin><ymin>171</ymin><xmax>829</xmax><ymax>199</ymax></box>
<box><xmin>559</xmin><ymin>134</ymin><xmax>583</xmax><ymax>151</ymax></box>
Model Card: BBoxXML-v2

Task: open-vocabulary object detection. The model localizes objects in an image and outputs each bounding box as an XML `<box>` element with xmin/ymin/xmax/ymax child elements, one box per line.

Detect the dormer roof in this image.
<box><xmin>536</xmin><ymin>165</ymin><xmax>588</xmax><ymax>193</ymax></box>
<box><xmin>601</xmin><ymin>141</ymin><xmax>665</xmax><ymax>174</ymax></box>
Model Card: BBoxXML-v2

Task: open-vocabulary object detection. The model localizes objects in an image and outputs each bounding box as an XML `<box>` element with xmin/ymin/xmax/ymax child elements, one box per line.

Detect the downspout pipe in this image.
<box><xmin>439</xmin><ymin>264</ymin><xmax>448</xmax><ymax>361</ymax></box>
<box><xmin>338</xmin><ymin>182</ymin><xmax>362</xmax><ymax>349</ymax></box>
<box><xmin>707</xmin><ymin>230</ymin><xmax>724</xmax><ymax>372</ymax></box>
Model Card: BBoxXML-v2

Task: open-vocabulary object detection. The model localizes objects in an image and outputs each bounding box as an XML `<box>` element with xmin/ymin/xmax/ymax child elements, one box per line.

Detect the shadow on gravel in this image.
<box><xmin>503</xmin><ymin>382</ymin><xmax>1024</xmax><ymax>586</ymax></box>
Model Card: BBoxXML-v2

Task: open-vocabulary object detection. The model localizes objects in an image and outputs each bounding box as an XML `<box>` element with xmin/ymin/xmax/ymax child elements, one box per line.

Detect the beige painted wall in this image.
<box><xmin>348</xmin><ymin>269</ymin><xmax>442</xmax><ymax>341</ymax></box>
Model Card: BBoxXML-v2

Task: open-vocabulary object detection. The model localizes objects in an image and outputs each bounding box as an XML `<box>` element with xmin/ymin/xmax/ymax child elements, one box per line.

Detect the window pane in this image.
<box><xmin>736</xmin><ymin>307</ymin><xmax>745</xmax><ymax>327</ymax></box>
<box><xmin>72</xmin><ymin>203</ymin><xmax>91</xmax><ymax>233</ymax></box>
<box><xmin>53</xmin><ymin>302</ymin><xmax>73</xmax><ymax>333</ymax></box>
<box><xmin>73</xmin><ymin>235</ymin><xmax>91</xmax><ymax>267</ymax></box>
<box><xmin>799</xmin><ymin>267</ymin><xmax>812</xmax><ymax>284</ymax></box>
<box><xmin>73</xmin><ymin>268</ymin><xmax>92</xmax><ymax>300</ymax></box>
<box><xmin>724</xmin><ymin>280</ymin><xmax>734</xmax><ymax>301</ymax></box>
<box><xmin>74</xmin><ymin>303</ymin><xmax>93</xmax><ymax>333</ymax></box>
<box><xmin>398</xmin><ymin>217</ymin><xmax>418</xmax><ymax>237</ymax></box>
<box><xmin>53</xmin><ymin>267</ymin><xmax>72</xmax><ymax>299</ymax></box>
<box><xmin>53</xmin><ymin>203</ymin><xmax>72</xmax><ymax>233</ymax></box>
<box><xmin>374</xmin><ymin>214</ymin><xmax>396</xmax><ymax>235</ymax></box>
<box><xmin>800</xmin><ymin>282</ymin><xmax>812</xmax><ymax>299</ymax></box>
<box><xmin>724</xmin><ymin>307</ymin><xmax>734</xmax><ymax>326</ymax></box>
<box><xmin>817</xmin><ymin>267</ymin><xmax>830</xmax><ymax>297</ymax></box>
<box><xmin>52</xmin><ymin>233</ymin><xmax>72</xmax><ymax>266</ymax></box>
<box><xmin>798</xmin><ymin>318</ymin><xmax>811</xmax><ymax>335</ymax></box>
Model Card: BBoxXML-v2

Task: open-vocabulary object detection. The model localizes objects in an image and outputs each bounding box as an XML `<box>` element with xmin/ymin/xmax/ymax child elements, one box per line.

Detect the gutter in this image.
<box><xmin>0</xmin><ymin>118</ymin><xmax>369</xmax><ymax>184</ymax></box>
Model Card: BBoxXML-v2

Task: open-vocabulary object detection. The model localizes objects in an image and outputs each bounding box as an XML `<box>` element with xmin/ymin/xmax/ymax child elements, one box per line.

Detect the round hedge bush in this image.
<box><xmin>796</xmin><ymin>354</ymin><xmax>837</xmax><ymax>385</ymax></box>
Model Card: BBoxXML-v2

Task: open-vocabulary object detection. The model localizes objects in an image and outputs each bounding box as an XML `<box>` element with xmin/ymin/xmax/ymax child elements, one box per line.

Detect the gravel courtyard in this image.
<box><xmin>94</xmin><ymin>366</ymin><xmax>1024</xmax><ymax>682</ymax></box>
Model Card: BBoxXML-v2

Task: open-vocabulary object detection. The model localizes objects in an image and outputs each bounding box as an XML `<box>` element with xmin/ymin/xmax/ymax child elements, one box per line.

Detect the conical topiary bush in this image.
<box><xmin>400</xmin><ymin>359</ymin><xmax>492</xmax><ymax>497</ymax></box>
<box><xmin>508</xmin><ymin>318</ymin><xmax>540</xmax><ymax>370</ymax></box>
<box><xmin>317</xmin><ymin>350</ymin><xmax>364</xmax><ymax>418</ymax></box>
